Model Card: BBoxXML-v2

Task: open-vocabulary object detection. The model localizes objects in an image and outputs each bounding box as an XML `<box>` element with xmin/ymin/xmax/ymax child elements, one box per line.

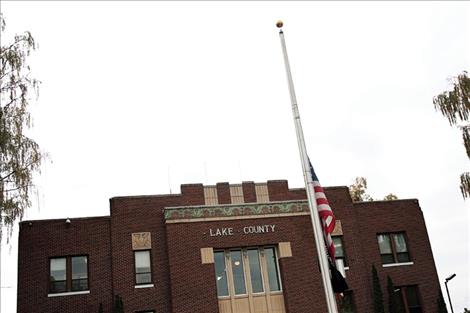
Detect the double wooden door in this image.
<box><xmin>214</xmin><ymin>247</ymin><xmax>286</xmax><ymax>313</ymax></box>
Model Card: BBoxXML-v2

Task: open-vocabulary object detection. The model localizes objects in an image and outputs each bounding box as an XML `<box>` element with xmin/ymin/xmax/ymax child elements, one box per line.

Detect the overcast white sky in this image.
<box><xmin>1</xmin><ymin>1</ymin><xmax>469</xmax><ymax>312</ymax></box>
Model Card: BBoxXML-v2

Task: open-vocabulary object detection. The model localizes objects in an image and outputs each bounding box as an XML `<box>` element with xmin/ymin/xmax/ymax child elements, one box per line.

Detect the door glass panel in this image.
<box><xmin>265</xmin><ymin>247</ymin><xmax>281</xmax><ymax>292</ymax></box>
<box><xmin>247</xmin><ymin>249</ymin><xmax>264</xmax><ymax>293</ymax></box>
<box><xmin>214</xmin><ymin>251</ymin><xmax>229</xmax><ymax>297</ymax></box>
<box><xmin>230</xmin><ymin>250</ymin><xmax>246</xmax><ymax>295</ymax></box>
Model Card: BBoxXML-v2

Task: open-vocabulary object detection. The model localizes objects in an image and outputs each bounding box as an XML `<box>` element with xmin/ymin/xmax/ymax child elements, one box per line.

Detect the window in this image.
<box><xmin>333</xmin><ymin>236</ymin><xmax>347</xmax><ymax>267</ymax></box>
<box><xmin>264</xmin><ymin>247</ymin><xmax>281</xmax><ymax>292</ymax></box>
<box><xmin>49</xmin><ymin>256</ymin><xmax>88</xmax><ymax>294</ymax></box>
<box><xmin>214</xmin><ymin>251</ymin><xmax>229</xmax><ymax>297</ymax></box>
<box><xmin>134</xmin><ymin>250</ymin><xmax>152</xmax><ymax>285</ymax></box>
<box><xmin>230</xmin><ymin>250</ymin><xmax>246</xmax><ymax>295</ymax></box>
<box><xmin>394</xmin><ymin>285</ymin><xmax>422</xmax><ymax>313</ymax></box>
<box><xmin>213</xmin><ymin>246</ymin><xmax>282</xmax><ymax>298</ymax></box>
<box><xmin>247</xmin><ymin>249</ymin><xmax>263</xmax><ymax>293</ymax></box>
<box><xmin>377</xmin><ymin>233</ymin><xmax>410</xmax><ymax>264</ymax></box>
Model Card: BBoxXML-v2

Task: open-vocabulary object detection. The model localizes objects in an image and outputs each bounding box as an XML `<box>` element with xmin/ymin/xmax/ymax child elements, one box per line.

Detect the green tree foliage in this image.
<box><xmin>371</xmin><ymin>265</ymin><xmax>385</xmax><ymax>313</ymax></box>
<box><xmin>383</xmin><ymin>194</ymin><xmax>398</xmax><ymax>201</ymax></box>
<box><xmin>387</xmin><ymin>275</ymin><xmax>404</xmax><ymax>313</ymax></box>
<box><xmin>433</xmin><ymin>71</ymin><xmax>470</xmax><ymax>198</ymax></box>
<box><xmin>436</xmin><ymin>289</ymin><xmax>448</xmax><ymax>313</ymax></box>
<box><xmin>113</xmin><ymin>295</ymin><xmax>124</xmax><ymax>313</ymax></box>
<box><xmin>349</xmin><ymin>177</ymin><xmax>398</xmax><ymax>202</ymax></box>
<box><xmin>0</xmin><ymin>13</ymin><xmax>43</xmax><ymax>239</ymax></box>
<box><xmin>349</xmin><ymin>177</ymin><xmax>374</xmax><ymax>201</ymax></box>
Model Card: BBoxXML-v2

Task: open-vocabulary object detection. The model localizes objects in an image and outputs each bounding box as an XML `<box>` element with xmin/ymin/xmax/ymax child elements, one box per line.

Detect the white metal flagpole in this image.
<box><xmin>276</xmin><ymin>21</ymin><xmax>339</xmax><ymax>313</ymax></box>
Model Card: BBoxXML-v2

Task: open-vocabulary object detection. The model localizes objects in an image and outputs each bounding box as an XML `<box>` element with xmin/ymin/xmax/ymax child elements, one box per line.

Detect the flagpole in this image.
<box><xmin>277</xmin><ymin>21</ymin><xmax>339</xmax><ymax>313</ymax></box>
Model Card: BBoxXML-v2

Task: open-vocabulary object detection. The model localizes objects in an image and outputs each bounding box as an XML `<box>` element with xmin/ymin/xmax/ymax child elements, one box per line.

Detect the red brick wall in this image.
<box><xmin>108</xmin><ymin>184</ymin><xmax>207</xmax><ymax>313</ymax></box>
<box><xmin>17</xmin><ymin>180</ymin><xmax>443</xmax><ymax>313</ymax></box>
<box><xmin>166</xmin><ymin>215</ymin><xmax>327</xmax><ymax>313</ymax></box>
<box><xmin>17</xmin><ymin>217</ymin><xmax>113</xmax><ymax>313</ymax></box>
<box><xmin>353</xmin><ymin>200</ymin><xmax>442</xmax><ymax>312</ymax></box>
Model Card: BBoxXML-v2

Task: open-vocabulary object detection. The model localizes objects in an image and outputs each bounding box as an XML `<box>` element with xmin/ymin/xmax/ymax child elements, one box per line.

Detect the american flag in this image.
<box><xmin>308</xmin><ymin>158</ymin><xmax>336</xmax><ymax>262</ymax></box>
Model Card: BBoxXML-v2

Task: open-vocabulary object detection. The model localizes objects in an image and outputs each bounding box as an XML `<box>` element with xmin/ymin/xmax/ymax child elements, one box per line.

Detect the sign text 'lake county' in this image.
<box><xmin>208</xmin><ymin>224</ymin><xmax>276</xmax><ymax>237</ymax></box>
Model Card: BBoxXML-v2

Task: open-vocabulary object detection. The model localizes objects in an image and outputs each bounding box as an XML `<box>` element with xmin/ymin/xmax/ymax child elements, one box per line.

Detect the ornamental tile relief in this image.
<box><xmin>164</xmin><ymin>201</ymin><xmax>310</xmax><ymax>220</ymax></box>
<box><xmin>131</xmin><ymin>232</ymin><xmax>152</xmax><ymax>250</ymax></box>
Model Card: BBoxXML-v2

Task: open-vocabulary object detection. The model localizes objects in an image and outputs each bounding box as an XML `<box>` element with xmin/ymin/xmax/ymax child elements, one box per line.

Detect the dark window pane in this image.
<box><xmin>247</xmin><ymin>249</ymin><xmax>264</xmax><ymax>293</ymax></box>
<box><xmin>409</xmin><ymin>308</ymin><xmax>422</xmax><ymax>313</ymax></box>
<box><xmin>71</xmin><ymin>278</ymin><xmax>88</xmax><ymax>291</ymax></box>
<box><xmin>136</xmin><ymin>273</ymin><xmax>152</xmax><ymax>284</ymax></box>
<box><xmin>230</xmin><ymin>250</ymin><xmax>246</xmax><ymax>295</ymax></box>
<box><xmin>50</xmin><ymin>281</ymin><xmax>67</xmax><ymax>293</ymax></box>
<box><xmin>265</xmin><ymin>247</ymin><xmax>281</xmax><ymax>292</ymax></box>
<box><xmin>394</xmin><ymin>289</ymin><xmax>406</xmax><ymax>313</ymax></box>
<box><xmin>214</xmin><ymin>251</ymin><xmax>229</xmax><ymax>297</ymax></box>
<box><xmin>405</xmin><ymin>286</ymin><xmax>420</xmax><ymax>307</ymax></box>
<box><xmin>397</xmin><ymin>252</ymin><xmax>410</xmax><ymax>263</ymax></box>
<box><xmin>381</xmin><ymin>254</ymin><xmax>394</xmax><ymax>264</ymax></box>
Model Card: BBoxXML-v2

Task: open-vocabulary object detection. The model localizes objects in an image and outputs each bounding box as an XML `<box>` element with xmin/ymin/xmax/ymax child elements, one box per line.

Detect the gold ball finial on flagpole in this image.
<box><xmin>276</xmin><ymin>20</ymin><xmax>283</xmax><ymax>28</ymax></box>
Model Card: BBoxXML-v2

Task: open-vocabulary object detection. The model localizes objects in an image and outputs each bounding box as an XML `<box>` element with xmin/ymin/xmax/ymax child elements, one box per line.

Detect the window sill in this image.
<box><xmin>135</xmin><ymin>284</ymin><xmax>154</xmax><ymax>289</ymax></box>
<box><xmin>48</xmin><ymin>290</ymin><xmax>90</xmax><ymax>297</ymax></box>
<box><xmin>382</xmin><ymin>261</ymin><xmax>414</xmax><ymax>268</ymax></box>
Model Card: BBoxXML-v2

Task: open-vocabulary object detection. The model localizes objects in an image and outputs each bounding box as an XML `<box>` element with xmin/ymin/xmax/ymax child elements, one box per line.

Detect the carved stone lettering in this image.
<box><xmin>209</xmin><ymin>227</ymin><xmax>234</xmax><ymax>237</ymax></box>
<box><xmin>208</xmin><ymin>225</ymin><xmax>276</xmax><ymax>237</ymax></box>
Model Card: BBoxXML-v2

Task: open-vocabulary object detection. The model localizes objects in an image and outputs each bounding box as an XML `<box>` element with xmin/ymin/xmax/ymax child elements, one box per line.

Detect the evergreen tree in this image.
<box><xmin>113</xmin><ymin>295</ymin><xmax>124</xmax><ymax>313</ymax></box>
<box><xmin>371</xmin><ymin>265</ymin><xmax>385</xmax><ymax>313</ymax></box>
<box><xmin>437</xmin><ymin>289</ymin><xmax>448</xmax><ymax>313</ymax></box>
<box><xmin>387</xmin><ymin>275</ymin><xmax>404</xmax><ymax>313</ymax></box>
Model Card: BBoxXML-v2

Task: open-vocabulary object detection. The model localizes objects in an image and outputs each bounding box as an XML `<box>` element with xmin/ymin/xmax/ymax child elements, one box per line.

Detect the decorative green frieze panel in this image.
<box><xmin>164</xmin><ymin>201</ymin><xmax>309</xmax><ymax>220</ymax></box>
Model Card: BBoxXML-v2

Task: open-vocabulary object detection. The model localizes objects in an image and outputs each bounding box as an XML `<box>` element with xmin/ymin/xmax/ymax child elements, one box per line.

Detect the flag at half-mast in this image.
<box><xmin>308</xmin><ymin>158</ymin><xmax>336</xmax><ymax>262</ymax></box>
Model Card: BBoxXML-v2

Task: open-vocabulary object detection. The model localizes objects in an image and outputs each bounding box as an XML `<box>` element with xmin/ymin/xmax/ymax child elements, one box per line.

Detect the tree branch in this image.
<box><xmin>0</xmin><ymin>158</ymin><xmax>39</xmax><ymax>182</ymax></box>
<box><xmin>2</xmin><ymin>184</ymin><xmax>33</xmax><ymax>193</ymax></box>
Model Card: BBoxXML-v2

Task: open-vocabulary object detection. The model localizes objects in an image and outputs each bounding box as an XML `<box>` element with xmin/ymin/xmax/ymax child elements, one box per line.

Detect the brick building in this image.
<box><xmin>17</xmin><ymin>180</ymin><xmax>442</xmax><ymax>313</ymax></box>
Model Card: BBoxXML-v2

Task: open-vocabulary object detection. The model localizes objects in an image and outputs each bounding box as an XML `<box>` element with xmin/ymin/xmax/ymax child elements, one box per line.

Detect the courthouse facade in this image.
<box><xmin>17</xmin><ymin>180</ymin><xmax>442</xmax><ymax>313</ymax></box>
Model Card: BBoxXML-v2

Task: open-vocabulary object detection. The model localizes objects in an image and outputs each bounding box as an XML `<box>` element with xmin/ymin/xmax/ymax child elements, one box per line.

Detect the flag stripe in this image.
<box><xmin>309</xmin><ymin>158</ymin><xmax>336</xmax><ymax>262</ymax></box>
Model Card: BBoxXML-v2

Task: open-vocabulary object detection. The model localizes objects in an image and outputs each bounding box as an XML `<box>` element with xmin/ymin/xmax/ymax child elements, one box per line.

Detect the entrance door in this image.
<box><xmin>214</xmin><ymin>246</ymin><xmax>286</xmax><ymax>313</ymax></box>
